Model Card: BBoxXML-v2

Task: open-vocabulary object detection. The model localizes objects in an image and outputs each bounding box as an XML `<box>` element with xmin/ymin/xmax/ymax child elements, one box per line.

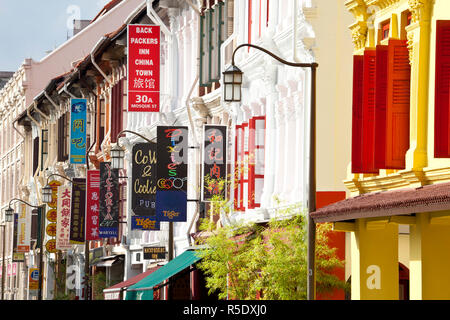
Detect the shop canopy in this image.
<box><xmin>125</xmin><ymin>249</ymin><xmax>202</xmax><ymax>300</ymax></box>
<box><xmin>103</xmin><ymin>264</ymin><xmax>161</xmax><ymax>300</ymax></box>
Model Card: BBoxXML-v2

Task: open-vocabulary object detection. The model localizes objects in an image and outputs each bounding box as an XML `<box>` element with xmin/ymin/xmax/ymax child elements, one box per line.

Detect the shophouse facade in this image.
<box><xmin>0</xmin><ymin>0</ymin><xmax>144</xmax><ymax>299</ymax></box>
<box><xmin>1</xmin><ymin>0</ymin><xmax>354</xmax><ymax>300</ymax></box>
<box><xmin>312</xmin><ymin>0</ymin><xmax>450</xmax><ymax>300</ymax></box>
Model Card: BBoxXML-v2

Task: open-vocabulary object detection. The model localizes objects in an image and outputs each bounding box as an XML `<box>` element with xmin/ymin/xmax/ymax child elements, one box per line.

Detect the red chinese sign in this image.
<box><xmin>128</xmin><ymin>25</ymin><xmax>160</xmax><ymax>112</ymax></box>
<box><xmin>86</xmin><ymin>170</ymin><xmax>100</xmax><ymax>241</ymax></box>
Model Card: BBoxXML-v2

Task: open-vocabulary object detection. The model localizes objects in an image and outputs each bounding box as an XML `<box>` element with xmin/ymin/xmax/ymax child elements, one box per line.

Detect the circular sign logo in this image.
<box><xmin>30</xmin><ymin>269</ymin><xmax>39</xmax><ymax>280</ymax></box>
<box><xmin>45</xmin><ymin>239</ymin><xmax>57</xmax><ymax>253</ymax></box>
<box><xmin>46</xmin><ymin>209</ymin><xmax>57</xmax><ymax>223</ymax></box>
<box><xmin>46</xmin><ymin>223</ymin><xmax>57</xmax><ymax>237</ymax></box>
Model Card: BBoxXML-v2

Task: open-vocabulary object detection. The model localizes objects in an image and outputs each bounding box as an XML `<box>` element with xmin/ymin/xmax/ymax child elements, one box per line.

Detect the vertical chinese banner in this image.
<box><xmin>202</xmin><ymin>125</ymin><xmax>227</xmax><ymax>201</ymax></box>
<box><xmin>70</xmin><ymin>98</ymin><xmax>87</xmax><ymax>164</ymax></box>
<box><xmin>56</xmin><ymin>185</ymin><xmax>72</xmax><ymax>250</ymax></box>
<box><xmin>70</xmin><ymin>178</ymin><xmax>86</xmax><ymax>244</ymax></box>
<box><xmin>86</xmin><ymin>170</ymin><xmax>101</xmax><ymax>241</ymax></box>
<box><xmin>127</xmin><ymin>25</ymin><xmax>160</xmax><ymax>112</ymax></box>
<box><xmin>99</xmin><ymin>162</ymin><xmax>119</xmax><ymax>238</ymax></box>
<box><xmin>156</xmin><ymin>126</ymin><xmax>188</xmax><ymax>222</ymax></box>
<box><xmin>16</xmin><ymin>204</ymin><xmax>31</xmax><ymax>252</ymax></box>
<box><xmin>45</xmin><ymin>180</ymin><xmax>60</xmax><ymax>253</ymax></box>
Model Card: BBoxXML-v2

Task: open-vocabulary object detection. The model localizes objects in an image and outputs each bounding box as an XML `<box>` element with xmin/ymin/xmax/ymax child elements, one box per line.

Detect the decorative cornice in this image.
<box><xmin>349</xmin><ymin>20</ymin><xmax>368</xmax><ymax>51</ymax></box>
<box><xmin>408</xmin><ymin>0</ymin><xmax>435</xmax><ymax>23</ymax></box>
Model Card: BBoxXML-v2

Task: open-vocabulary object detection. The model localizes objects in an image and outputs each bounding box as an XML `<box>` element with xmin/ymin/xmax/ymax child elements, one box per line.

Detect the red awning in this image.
<box><xmin>311</xmin><ymin>182</ymin><xmax>450</xmax><ymax>223</ymax></box>
<box><xmin>103</xmin><ymin>265</ymin><xmax>161</xmax><ymax>300</ymax></box>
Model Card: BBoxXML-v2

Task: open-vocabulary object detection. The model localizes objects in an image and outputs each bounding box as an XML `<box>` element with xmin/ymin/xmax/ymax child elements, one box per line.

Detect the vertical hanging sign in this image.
<box><xmin>70</xmin><ymin>178</ymin><xmax>86</xmax><ymax>244</ymax></box>
<box><xmin>131</xmin><ymin>142</ymin><xmax>160</xmax><ymax>231</ymax></box>
<box><xmin>156</xmin><ymin>126</ymin><xmax>188</xmax><ymax>222</ymax></box>
<box><xmin>99</xmin><ymin>162</ymin><xmax>119</xmax><ymax>238</ymax></box>
<box><xmin>17</xmin><ymin>204</ymin><xmax>31</xmax><ymax>252</ymax></box>
<box><xmin>56</xmin><ymin>184</ymin><xmax>72</xmax><ymax>250</ymax></box>
<box><xmin>127</xmin><ymin>25</ymin><xmax>161</xmax><ymax>112</ymax></box>
<box><xmin>86</xmin><ymin>170</ymin><xmax>101</xmax><ymax>241</ymax></box>
<box><xmin>70</xmin><ymin>98</ymin><xmax>87</xmax><ymax>164</ymax></box>
<box><xmin>202</xmin><ymin>125</ymin><xmax>227</xmax><ymax>201</ymax></box>
<box><xmin>45</xmin><ymin>180</ymin><xmax>60</xmax><ymax>253</ymax></box>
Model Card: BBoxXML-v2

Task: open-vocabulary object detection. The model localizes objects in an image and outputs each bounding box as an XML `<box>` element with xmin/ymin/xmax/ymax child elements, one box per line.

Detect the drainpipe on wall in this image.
<box><xmin>27</xmin><ymin>104</ymin><xmax>43</xmax><ymax>204</ymax></box>
<box><xmin>146</xmin><ymin>0</ymin><xmax>176</xmax><ymax>112</ymax></box>
<box><xmin>182</xmin><ymin>0</ymin><xmax>202</xmax><ymax>246</ymax></box>
<box><xmin>90</xmin><ymin>37</ymin><xmax>112</xmax><ymax>161</ymax></box>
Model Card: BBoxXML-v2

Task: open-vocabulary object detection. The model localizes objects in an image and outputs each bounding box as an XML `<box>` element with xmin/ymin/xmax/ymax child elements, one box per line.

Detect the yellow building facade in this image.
<box><xmin>313</xmin><ymin>0</ymin><xmax>450</xmax><ymax>300</ymax></box>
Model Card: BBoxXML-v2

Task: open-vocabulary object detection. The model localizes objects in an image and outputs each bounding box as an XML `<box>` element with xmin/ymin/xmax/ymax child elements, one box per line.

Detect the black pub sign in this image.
<box><xmin>131</xmin><ymin>142</ymin><xmax>157</xmax><ymax>216</ymax></box>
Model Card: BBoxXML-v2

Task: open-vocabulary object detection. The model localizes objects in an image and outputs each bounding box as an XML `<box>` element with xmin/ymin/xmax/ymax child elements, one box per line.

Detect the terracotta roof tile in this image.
<box><xmin>311</xmin><ymin>182</ymin><xmax>450</xmax><ymax>223</ymax></box>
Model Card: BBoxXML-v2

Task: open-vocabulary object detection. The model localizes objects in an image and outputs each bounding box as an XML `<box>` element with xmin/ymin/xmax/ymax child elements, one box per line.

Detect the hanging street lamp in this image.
<box><xmin>223</xmin><ymin>43</ymin><xmax>318</xmax><ymax>300</ymax></box>
<box><xmin>111</xmin><ymin>130</ymin><xmax>154</xmax><ymax>170</ymax></box>
<box><xmin>41</xmin><ymin>174</ymin><xmax>73</xmax><ymax>204</ymax></box>
<box><xmin>223</xmin><ymin>64</ymin><xmax>243</xmax><ymax>102</ymax></box>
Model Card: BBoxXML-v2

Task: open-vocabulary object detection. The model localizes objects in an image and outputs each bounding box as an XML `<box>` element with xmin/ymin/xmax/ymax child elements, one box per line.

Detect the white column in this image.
<box><xmin>281</xmin><ymin>95</ymin><xmax>297</xmax><ymax>203</ymax></box>
<box><xmin>270</xmin><ymin>85</ymin><xmax>287</xmax><ymax>206</ymax></box>
<box><xmin>260</xmin><ymin>66</ymin><xmax>278</xmax><ymax>208</ymax></box>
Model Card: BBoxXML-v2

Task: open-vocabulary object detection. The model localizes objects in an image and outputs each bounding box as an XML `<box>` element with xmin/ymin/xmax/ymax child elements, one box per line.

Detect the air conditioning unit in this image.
<box><xmin>131</xmin><ymin>251</ymin><xmax>143</xmax><ymax>265</ymax></box>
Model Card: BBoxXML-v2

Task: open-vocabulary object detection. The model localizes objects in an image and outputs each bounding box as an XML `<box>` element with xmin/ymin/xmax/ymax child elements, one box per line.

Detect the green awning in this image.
<box><xmin>125</xmin><ymin>250</ymin><xmax>202</xmax><ymax>300</ymax></box>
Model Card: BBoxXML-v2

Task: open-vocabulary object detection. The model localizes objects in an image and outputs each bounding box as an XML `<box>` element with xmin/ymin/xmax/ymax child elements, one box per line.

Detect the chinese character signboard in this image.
<box><xmin>99</xmin><ymin>162</ymin><xmax>119</xmax><ymax>238</ymax></box>
<box><xmin>132</xmin><ymin>143</ymin><xmax>157</xmax><ymax>216</ymax></box>
<box><xmin>70</xmin><ymin>178</ymin><xmax>86</xmax><ymax>244</ymax></box>
<box><xmin>156</xmin><ymin>126</ymin><xmax>188</xmax><ymax>222</ymax></box>
<box><xmin>202</xmin><ymin>125</ymin><xmax>227</xmax><ymax>201</ymax></box>
<box><xmin>17</xmin><ymin>204</ymin><xmax>31</xmax><ymax>252</ymax></box>
<box><xmin>56</xmin><ymin>185</ymin><xmax>72</xmax><ymax>250</ymax></box>
<box><xmin>46</xmin><ymin>180</ymin><xmax>60</xmax><ymax>253</ymax></box>
<box><xmin>86</xmin><ymin>170</ymin><xmax>101</xmax><ymax>241</ymax></box>
<box><xmin>127</xmin><ymin>25</ymin><xmax>160</xmax><ymax>112</ymax></box>
<box><xmin>70</xmin><ymin>98</ymin><xmax>87</xmax><ymax>164</ymax></box>
<box><xmin>143</xmin><ymin>247</ymin><xmax>166</xmax><ymax>260</ymax></box>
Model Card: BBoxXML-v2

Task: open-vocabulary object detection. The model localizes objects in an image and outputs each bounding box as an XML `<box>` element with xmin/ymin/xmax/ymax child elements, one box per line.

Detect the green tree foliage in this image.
<box><xmin>196</xmin><ymin>178</ymin><xmax>347</xmax><ymax>300</ymax></box>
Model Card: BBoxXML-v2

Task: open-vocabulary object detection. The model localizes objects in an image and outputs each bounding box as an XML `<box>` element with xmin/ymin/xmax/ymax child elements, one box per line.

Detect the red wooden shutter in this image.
<box><xmin>110</xmin><ymin>79</ymin><xmax>124</xmax><ymax>143</ymax></box>
<box><xmin>234</xmin><ymin>124</ymin><xmax>246</xmax><ymax>211</ymax></box>
<box><xmin>351</xmin><ymin>55</ymin><xmax>364</xmax><ymax>173</ymax></box>
<box><xmin>248</xmin><ymin>116</ymin><xmax>265</xmax><ymax>209</ymax></box>
<box><xmin>375</xmin><ymin>45</ymin><xmax>389</xmax><ymax>169</ymax></box>
<box><xmin>435</xmin><ymin>20</ymin><xmax>450</xmax><ymax>158</ymax></box>
<box><xmin>234</xmin><ymin>125</ymin><xmax>241</xmax><ymax>210</ymax></box>
<box><xmin>361</xmin><ymin>49</ymin><xmax>379</xmax><ymax>173</ymax></box>
<box><xmin>248</xmin><ymin>119</ymin><xmax>256</xmax><ymax>208</ymax></box>
<box><xmin>385</xmin><ymin>39</ymin><xmax>410</xmax><ymax>168</ymax></box>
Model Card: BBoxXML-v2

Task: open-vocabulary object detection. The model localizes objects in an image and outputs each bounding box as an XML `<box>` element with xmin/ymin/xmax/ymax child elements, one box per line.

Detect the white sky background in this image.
<box><xmin>0</xmin><ymin>0</ymin><xmax>111</xmax><ymax>71</ymax></box>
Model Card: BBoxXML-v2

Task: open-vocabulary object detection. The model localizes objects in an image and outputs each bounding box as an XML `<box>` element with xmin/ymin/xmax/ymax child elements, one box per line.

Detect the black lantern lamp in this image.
<box><xmin>222</xmin><ymin>64</ymin><xmax>243</xmax><ymax>102</ymax></box>
<box><xmin>42</xmin><ymin>184</ymin><xmax>53</xmax><ymax>204</ymax></box>
<box><xmin>4</xmin><ymin>207</ymin><xmax>13</xmax><ymax>223</ymax></box>
<box><xmin>41</xmin><ymin>174</ymin><xmax>73</xmax><ymax>204</ymax></box>
<box><xmin>111</xmin><ymin>143</ymin><xmax>125</xmax><ymax>170</ymax></box>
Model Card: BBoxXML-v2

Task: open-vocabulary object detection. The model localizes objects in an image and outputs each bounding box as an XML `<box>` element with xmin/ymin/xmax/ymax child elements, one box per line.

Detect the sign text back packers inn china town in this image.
<box><xmin>128</xmin><ymin>25</ymin><xmax>160</xmax><ymax>112</ymax></box>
